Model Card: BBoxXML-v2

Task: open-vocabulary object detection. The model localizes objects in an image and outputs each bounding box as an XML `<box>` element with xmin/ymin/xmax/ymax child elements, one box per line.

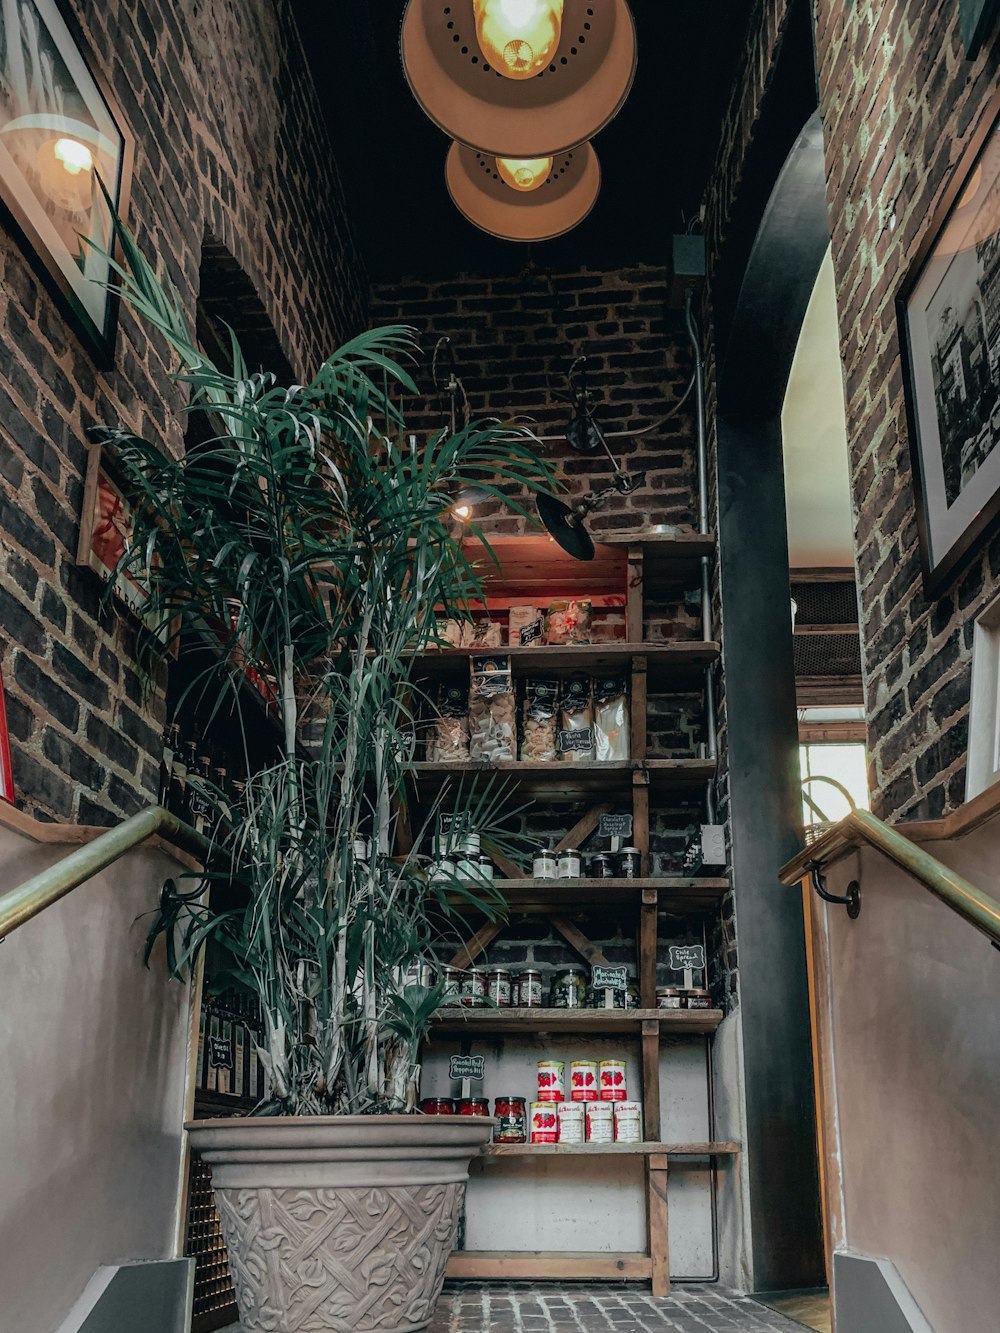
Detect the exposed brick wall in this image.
<box><xmin>815</xmin><ymin>1</ymin><xmax>1000</xmax><ymax>820</ymax></box>
<box><xmin>0</xmin><ymin>0</ymin><xmax>367</xmax><ymax>824</ymax></box>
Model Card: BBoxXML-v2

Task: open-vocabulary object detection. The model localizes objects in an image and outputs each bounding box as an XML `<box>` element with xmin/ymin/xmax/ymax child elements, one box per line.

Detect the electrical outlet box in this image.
<box><xmin>671</xmin><ymin>234</ymin><xmax>706</xmax><ymax>278</ymax></box>
<box><xmin>699</xmin><ymin>824</ymin><xmax>726</xmax><ymax>869</ymax></box>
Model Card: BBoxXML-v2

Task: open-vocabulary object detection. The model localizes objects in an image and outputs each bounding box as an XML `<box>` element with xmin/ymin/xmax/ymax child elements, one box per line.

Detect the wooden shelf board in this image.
<box><xmin>446</xmin><ymin>1251</ymin><xmax>653</xmax><ymax>1281</ymax></box>
<box><xmin>429</xmin><ymin>1007</ymin><xmax>723</xmax><ymax>1036</ymax></box>
<box><xmin>408</xmin><ymin>759</ymin><xmax>715</xmax><ymax>802</ymax></box>
<box><xmin>482</xmin><ymin>1140</ymin><xmax>740</xmax><ymax>1157</ymax></box>
<box><xmin>410</xmin><ymin>641</ymin><xmax>720</xmax><ymax>687</ymax></box>
<box><xmin>450</xmin><ymin>878</ymin><xmax>728</xmax><ymax>914</ymax></box>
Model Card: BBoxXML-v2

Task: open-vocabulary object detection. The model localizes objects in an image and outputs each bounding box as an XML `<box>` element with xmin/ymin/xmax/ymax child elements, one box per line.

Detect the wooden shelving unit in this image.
<box><xmin>414</xmin><ymin>531</ymin><xmax>734</xmax><ymax>1298</ymax></box>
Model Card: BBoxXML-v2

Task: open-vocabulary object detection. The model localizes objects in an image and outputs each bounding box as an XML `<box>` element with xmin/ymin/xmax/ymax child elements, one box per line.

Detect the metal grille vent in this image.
<box><xmin>794</xmin><ymin>633</ymin><xmax>863</xmax><ymax>677</ymax></box>
<box><xmin>439</xmin><ymin>4</ymin><xmax>594</xmax><ymax>77</ymax></box>
<box><xmin>792</xmin><ymin>580</ymin><xmax>859</xmax><ymax>627</ymax></box>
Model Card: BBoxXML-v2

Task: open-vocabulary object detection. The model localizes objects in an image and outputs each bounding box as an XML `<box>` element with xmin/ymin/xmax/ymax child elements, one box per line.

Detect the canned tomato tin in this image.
<box><xmin>557</xmin><ymin>1101</ymin><xmax>585</xmax><ymax>1143</ymax></box>
<box><xmin>614</xmin><ymin>1100</ymin><xmax>643</xmax><ymax>1143</ymax></box>
<box><xmin>685</xmin><ymin>987</ymin><xmax>712</xmax><ymax>1009</ymax></box>
<box><xmin>537</xmin><ymin>1059</ymin><xmax>565</xmax><ymax>1102</ymax></box>
<box><xmin>549</xmin><ymin>967</ymin><xmax>587</xmax><ymax>1009</ymax></box>
<box><xmin>589</xmin><ymin>852</ymin><xmax>616</xmax><ymax>879</ymax></box>
<box><xmin>533</xmin><ymin>848</ymin><xmax>557</xmax><ymax>880</ymax></box>
<box><xmin>487</xmin><ymin>968</ymin><xmax>511</xmax><ymax>1007</ymax></box>
<box><xmin>442</xmin><ymin>967</ymin><xmax>464</xmax><ymax>1005</ymax></box>
<box><xmin>530</xmin><ymin>1102</ymin><xmax>559</xmax><ymax>1143</ymax></box>
<box><xmin>457</xmin><ymin>1098</ymin><xmax>490</xmax><ymax>1116</ymax></box>
<box><xmin>570</xmin><ymin>1060</ymin><xmax>599</xmax><ymax>1100</ymax></box>
<box><xmin>516</xmin><ymin>969</ymin><xmax>543</xmax><ymax>1008</ymax></box>
<box><xmin>599</xmin><ymin>1058</ymin><xmax>627</xmax><ymax>1100</ymax></box>
<box><xmin>557</xmin><ymin>848</ymin><xmax>582</xmax><ymax>879</ymax></box>
<box><xmin>586</xmin><ymin>1101</ymin><xmax>613</xmax><ymax>1143</ymax></box>
<box><xmin>656</xmin><ymin>986</ymin><xmax>683</xmax><ymax>1009</ymax></box>
<box><xmin>493</xmin><ymin>1096</ymin><xmax>527</xmax><ymax>1143</ymax></box>
<box><xmin>420</xmin><ymin>1097</ymin><xmax>455</xmax><ymax>1115</ymax></box>
<box><xmin>461</xmin><ymin>967</ymin><xmax>487</xmax><ymax>1006</ymax></box>
<box><xmin>617</xmin><ymin>847</ymin><xmax>641</xmax><ymax>878</ymax></box>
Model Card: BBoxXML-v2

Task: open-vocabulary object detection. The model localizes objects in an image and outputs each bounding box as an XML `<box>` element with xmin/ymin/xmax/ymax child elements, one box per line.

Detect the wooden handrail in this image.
<box><xmin>780</xmin><ymin>807</ymin><xmax>1000</xmax><ymax>947</ymax></box>
<box><xmin>0</xmin><ymin>805</ymin><xmax>209</xmax><ymax>940</ymax></box>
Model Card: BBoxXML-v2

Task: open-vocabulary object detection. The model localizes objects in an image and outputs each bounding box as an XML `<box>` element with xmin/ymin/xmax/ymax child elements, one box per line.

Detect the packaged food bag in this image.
<box><xmin>510</xmin><ymin>605</ymin><xmax>544</xmax><ymax>646</ymax></box>
<box><xmin>544</xmin><ymin>598</ymin><xmax>592</xmax><ymax>645</ymax></box>
<box><xmin>469</xmin><ymin>655</ymin><xmax>516</xmax><ymax>762</ymax></box>
<box><xmin>430</xmin><ymin>682</ymin><xmax>470</xmax><ymax>763</ymax></box>
<box><xmin>521</xmin><ymin>677</ymin><xmax>559</xmax><ymax>762</ymax></box>
<box><xmin>594</xmin><ymin>674</ymin><xmax>630</xmax><ymax>761</ymax></box>
<box><xmin>558</xmin><ymin>674</ymin><xmax>596</xmax><ymax>763</ymax></box>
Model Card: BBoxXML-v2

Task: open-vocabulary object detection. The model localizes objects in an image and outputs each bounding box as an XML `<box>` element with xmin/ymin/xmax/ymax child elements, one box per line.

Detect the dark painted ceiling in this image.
<box><xmin>292</xmin><ymin>3</ymin><xmax>756</xmax><ymax>280</ymax></box>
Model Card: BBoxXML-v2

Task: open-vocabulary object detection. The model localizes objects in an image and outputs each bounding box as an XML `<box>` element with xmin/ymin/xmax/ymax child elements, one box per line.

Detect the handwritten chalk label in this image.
<box><xmin>449</xmin><ymin>1055</ymin><xmax>485</xmax><ymax>1081</ymax></box>
<box><xmin>668</xmin><ymin>945</ymin><xmax>706</xmax><ymax>972</ymax></box>
<box><xmin>208</xmin><ymin>1037</ymin><xmax>234</xmax><ymax>1070</ymax></box>
<box><xmin>591</xmin><ymin>966</ymin><xmax>628</xmax><ymax>990</ymax></box>
<box><xmin>558</xmin><ymin>727</ymin><xmax>595</xmax><ymax>754</ymax></box>
<box><xmin>599</xmin><ymin>813</ymin><xmax>633</xmax><ymax>839</ymax></box>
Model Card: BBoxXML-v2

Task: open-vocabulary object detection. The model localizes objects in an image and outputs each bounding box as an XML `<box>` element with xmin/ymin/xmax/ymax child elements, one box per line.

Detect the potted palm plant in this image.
<box><xmin>96</xmin><ymin>215</ymin><xmax>555</xmax><ymax>1332</ymax></box>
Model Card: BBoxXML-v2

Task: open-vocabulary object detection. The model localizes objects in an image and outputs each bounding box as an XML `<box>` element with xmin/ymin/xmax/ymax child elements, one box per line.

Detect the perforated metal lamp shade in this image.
<box><xmin>401</xmin><ymin>0</ymin><xmax>637</xmax><ymax>158</ymax></box>
<box><xmin>446</xmin><ymin>141</ymin><xmax>600</xmax><ymax>241</ymax></box>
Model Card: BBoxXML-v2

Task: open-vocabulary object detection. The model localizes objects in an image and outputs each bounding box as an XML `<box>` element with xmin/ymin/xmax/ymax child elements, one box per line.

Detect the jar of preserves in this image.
<box><xmin>656</xmin><ymin>986</ymin><xmax>683</xmax><ymax>1010</ymax></box>
<box><xmin>530</xmin><ymin>1102</ymin><xmax>559</xmax><ymax>1143</ymax></box>
<box><xmin>614</xmin><ymin>1100</ymin><xmax>643</xmax><ymax>1143</ymax></box>
<box><xmin>599</xmin><ymin>1058</ymin><xmax>627</xmax><ymax>1101</ymax></box>
<box><xmin>457</xmin><ymin>1098</ymin><xmax>490</xmax><ymax>1116</ymax></box>
<box><xmin>487</xmin><ymin>968</ymin><xmax>511</xmax><ymax>1007</ymax></box>
<box><xmin>587</xmin><ymin>984</ymin><xmax>626</xmax><ymax>1009</ymax></box>
<box><xmin>458</xmin><ymin>830</ymin><xmax>482</xmax><ymax>856</ymax></box>
<box><xmin>549</xmin><ymin>967</ymin><xmax>587</xmax><ymax>1009</ymax></box>
<box><xmin>617</xmin><ymin>847</ymin><xmax>641</xmax><ymax>879</ymax></box>
<box><xmin>493</xmin><ymin>1096</ymin><xmax>527</xmax><ymax>1143</ymax></box>
<box><xmin>586</xmin><ymin>1101</ymin><xmax>613</xmax><ymax>1143</ymax></box>
<box><xmin>430</xmin><ymin>857</ymin><xmax>456</xmax><ymax>885</ymax></box>
<box><xmin>516</xmin><ymin>969</ymin><xmax>543</xmax><ymax>1008</ymax></box>
<box><xmin>533</xmin><ymin>848</ymin><xmax>557</xmax><ymax>880</ymax></box>
<box><xmin>477</xmin><ymin>854</ymin><xmax>495</xmax><ymax>882</ymax></box>
<box><xmin>557</xmin><ymin>848</ymin><xmax>582</xmax><ymax>880</ymax></box>
<box><xmin>685</xmin><ymin>987</ymin><xmax>712</xmax><ymax>1010</ymax></box>
<box><xmin>461</xmin><ymin>967</ymin><xmax>487</xmax><ymax>1006</ymax></box>
<box><xmin>589</xmin><ymin>852</ymin><xmax>616</xmax><ymax>879</ymax></box>
<box><xmin>625</xmin><ymin>980</ymin><xmax>641</xmax><ymax>1009</ymax></box>
<box><xmin>420</xmin><ymin>1097</ymin><xmax>456</xmax><ymax>1115</ymax></box>
<box><xmin>570</xmin><ymin>1060</ymin><xmax>599</xmax><ymax>1100</ymax></box>
<box><xmin>442</xmin><ymin>967</ymin><xmax>464</xmax><ymax>1006</ymax></box>
<box><xmin>537</xmin><ymin>1059</ymin><xmax>565</xmax><ymax>1102</ymax></box>
<box><xmin>557</xmin><ymin>1101</ymin><xmax>585</xmax><ymax>1143</ymax></box>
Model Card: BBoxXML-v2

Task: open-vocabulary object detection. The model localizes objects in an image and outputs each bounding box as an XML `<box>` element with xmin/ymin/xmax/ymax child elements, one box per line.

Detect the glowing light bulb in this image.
<box><xmin>473</xmin><ymin>0</ymin><xmax>564</xmax><ymax>80</ymax></box>
<box><xmin>54</xmin><ymin>138</ymin><xmax>94</xmax><ymax>174</ymax></box>
<box><xmin>496</xmin><ymin>155</ymin><xmax>553</xmax><ymax>192</ymax></box>
<box><xmin>453</xmin><ymin>503</ymin><xmax>473</xmax><ymax>521</ymax></box>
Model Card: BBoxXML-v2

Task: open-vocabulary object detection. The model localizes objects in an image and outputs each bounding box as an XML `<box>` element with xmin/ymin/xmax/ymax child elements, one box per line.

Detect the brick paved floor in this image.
<box><xmin>425</xmin><ymin>1283</ymin><xmax>814</xmax><ymax>1331</ymax></box>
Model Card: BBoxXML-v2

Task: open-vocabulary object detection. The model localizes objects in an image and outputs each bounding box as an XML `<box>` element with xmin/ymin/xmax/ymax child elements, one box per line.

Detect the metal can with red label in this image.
<box><xmin>586</xmin><ymin>1101</ymin><xmax>614</xmax><ymax>1143</ymax></box>
<box><xmin>599</xmin><ymin>1058</ymin><xmax>627</xmax><ymax>1100</ymax></box>
<box><xmin>614</xmin><ymin>1100</ymin><xmax>643</xmax><ymax>1143</ymax></box>
<box><xmin>557</xmin><ymin>1101</ymin><xmax>585</xmax><ymax>1143</ymax></box>
<box><xmin>537</xmin><ymin>1059</ymin><xmax>565</xmax><ymax>1102</ymax></box>
<box><xmin>569</xmin><ymin>1060</ymin><xmax>599</xmax><ymax>1100</ymax></box>
<box><xmin>530</xmin><ymin>1101</ymin><xmax>559</xmax><ymax>1142</ymax></box>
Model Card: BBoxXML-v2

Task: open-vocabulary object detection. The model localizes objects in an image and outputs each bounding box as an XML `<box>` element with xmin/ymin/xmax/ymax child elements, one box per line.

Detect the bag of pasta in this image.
<box><xmin>558</xmin><ymin>674</ymin><xmax>595</xmax><ymax>763</ymax></box>
<box><xmin>520</xmin><ymin>678</ymin><xmax>559</xmax><ymax>763</ymax></box>
<box><xmin>469</xmin><ymin>655</ymin><xmax>516</xmax><ymax>762</ymax></box>
<box><xmin>594</xmin><ymin>674</ymin><xmax>630</xmax><ymax>761</ymax></box>
<box><xmin>430</xmin><ymin>682</ymin><xmax>469</xmax><ymax>763</ymax></box>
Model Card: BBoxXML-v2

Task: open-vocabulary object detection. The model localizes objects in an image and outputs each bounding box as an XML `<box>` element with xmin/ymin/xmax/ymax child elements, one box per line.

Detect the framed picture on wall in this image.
<box><xmin>899</xmin><ymin>96</ymin><xmax>1000</xmax><ymax>596</ymax></box>
<box><xmin>0</xmin><ymin>0</ymin><xmax>133</xmax><ymax>363</ymax></box>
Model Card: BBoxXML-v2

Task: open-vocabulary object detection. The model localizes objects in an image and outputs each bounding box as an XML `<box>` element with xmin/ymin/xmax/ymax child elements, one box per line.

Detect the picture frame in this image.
<box><xmin>898</xmin><ymin>93</ymin><xmax>1000</xmax><ymax>597</ymax></box>
<box><xmin>0</xmin><ymin>0</ymin><xmax>134</xmax><ymax>364</ymax></box>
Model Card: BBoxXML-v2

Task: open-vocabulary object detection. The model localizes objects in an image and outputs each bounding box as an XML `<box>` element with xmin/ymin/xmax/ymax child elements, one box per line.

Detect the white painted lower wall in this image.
<box><xmin>808</xmin><ymin>818</ymin><xmax>1000</xmax><ymax>1333</ymax></box>
<box><xmin>0</xmin><ymin>824</ymin><xmax>196</xmax><ymax>1333</ymax></box>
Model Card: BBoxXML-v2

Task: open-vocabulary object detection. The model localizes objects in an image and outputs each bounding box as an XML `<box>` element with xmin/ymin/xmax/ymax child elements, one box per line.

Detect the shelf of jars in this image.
<box><xmin>480</xmin><ymin>1140</ymin><xmax>741</xmax><ymax>1158</ymax></box>
<box><xmin>406</xmin><ymin>758</ymin><xmax>716</xmax><ymax>802</ymax></box>
<box><xmin>428</xmin><ymin>1008</ymin><xmax>722</xmax><ymax>1036</ymax></box>
<box><xmin>409</xmin><ymin>640</ymin><xmax>720</xmax><ymax>688</ymax></box>
<box><xmin>447</xmin><ymin>877</ymin><xmax>728</xmax><ymax>914</ymax></box>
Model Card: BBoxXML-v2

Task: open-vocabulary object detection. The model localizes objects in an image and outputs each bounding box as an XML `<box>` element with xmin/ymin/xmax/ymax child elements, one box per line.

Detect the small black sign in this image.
<box><xmin>668</xmin><ymin>945</ymin><xmax>706</xmax><ymax>972</ymax></box>
<box><xmin>449</xmin><ymin>1054</ymin><xmax>486</xmax><ymax>1081</ymax></box>
<box><xmin>519</xmin><ymin>617</ymin><xmax>544</xmax><ymax>646</ymax></box>
<box><xmin>208</xmin><ymin>1037</ymin><xmax>234</xmax><ymax>1070</ymax></box>
<box><xmin>599</xmin><ymin>812</ymin><xmax>633</xmax><ymax>839</ymax></box>
<box><xmin>558</xmin><ymin>728</ymin><xmax>595</xmax><ymax>753</ymax></box>
<box><xmin>591</xmin><ymin>965</ymin><xmax>628</xmax><ymax>990</ymax></box>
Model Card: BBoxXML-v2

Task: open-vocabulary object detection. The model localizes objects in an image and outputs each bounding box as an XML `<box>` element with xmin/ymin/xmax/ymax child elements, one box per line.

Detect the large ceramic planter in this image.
<box><xmin>186</xmin><ymin>1115</ymin><xmax>491</xmax><ymax>1333</ymax></box>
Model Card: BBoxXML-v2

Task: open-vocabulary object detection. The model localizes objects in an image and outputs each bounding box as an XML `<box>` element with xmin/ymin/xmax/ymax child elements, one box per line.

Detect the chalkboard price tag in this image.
<box><xmin>208</xmin><ymin>1037</ymin><xmax>234</xmax><ymax>1070</ymax></box>
<box><xmin>599</xmin><ymin>812</ymin><xmax>633</xmax><ymax>840</ymax></box>
<box><xmin>591</xmin><ymin>965</ymin><xmax>628</xmax><ymax>990</ymax></box>
<box><xmin>449</xmin><ymin>1054</ymin><xmax>485</xmax><ymax>1081</ymax></box>
<box><xmin>668</xmin><ymin>945</ymin><xmax>706</xmax><ymax>972</ymax></box>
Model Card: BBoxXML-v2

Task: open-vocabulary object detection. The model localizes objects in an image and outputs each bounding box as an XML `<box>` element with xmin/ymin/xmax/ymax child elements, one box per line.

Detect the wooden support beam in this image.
<box><xmin>554</xmin><ymin>803</ymin><xmax>613</xmax><ymax>855</ymax></box>
<box><xmin>486</xmin><ymin>847</ymin><xmax>524</xmax><ymax>881</ymax></box>
<box><xmin>641</xmin><ymin>1019</ymin><xmax>661</xmax><ymax>1140</ymax></box>
<box><xmin>630</xmin><ymin>655</ymin><xmax>648</xmax><ymax>763</ymax></box>
<box><xmin>647</xmin><ymin>1153</ymin><xmax>671</xmax><ymax>1297</ymax></box>
<box><xmin>450</xmin><ymin>920</ymin><xmax>505</xmax><ymax>969</ymax></box>
<box><xmin>626</xmin><ymin>545</ymin><xmax>644</xmax><ymax>642</ymax></box>
<box><xmin>549</xmin><ymin>915</ymin><xmax>612</xmax><ymax>968</ymax></box>
<box><xmin>639</xmin><ymin>900</ymin><xmax>658</xmax><ymax>1011</ymax></box>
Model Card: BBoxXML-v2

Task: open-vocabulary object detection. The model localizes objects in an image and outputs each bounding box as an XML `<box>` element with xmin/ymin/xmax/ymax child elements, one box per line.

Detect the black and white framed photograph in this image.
<box><xmin>900</xmin><ymin>96</ymin><xmax>1000</xmax><ymax>595</ymax></box>
<box><xmin>0</xmin><ymin>0</ymin><xmax>133</xmax><ymax>362</ymax></box>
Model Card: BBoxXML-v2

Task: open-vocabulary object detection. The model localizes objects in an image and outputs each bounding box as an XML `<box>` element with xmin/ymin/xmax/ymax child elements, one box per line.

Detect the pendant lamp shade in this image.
<box><xmin>446</xmin><ymin>140</ymin><xmax>600</xmax><ymax>241</ymax></box>
<box><xmin>401</xmin><ymin>0</ymin><xmax>637</xmax><ymax>158</ymax></box>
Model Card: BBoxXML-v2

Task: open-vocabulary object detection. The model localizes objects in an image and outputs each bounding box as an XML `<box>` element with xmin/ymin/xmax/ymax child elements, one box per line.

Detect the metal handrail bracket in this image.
<box><xmin>0</xmin><ymin>805</ymin><xmax>209</xmax><ymax>941</ymax></box>
<box><xmin>781</xmin><ymin>807</ymin><xmax>1000</xmax><ymax>948</ymax></box>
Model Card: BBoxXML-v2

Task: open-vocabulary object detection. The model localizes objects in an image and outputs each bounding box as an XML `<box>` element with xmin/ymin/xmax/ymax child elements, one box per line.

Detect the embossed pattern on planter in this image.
<box><xmin>215</xmin><ymin>1181</ymin><xmax>464</xmax><ymax>1332</ymax></box>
